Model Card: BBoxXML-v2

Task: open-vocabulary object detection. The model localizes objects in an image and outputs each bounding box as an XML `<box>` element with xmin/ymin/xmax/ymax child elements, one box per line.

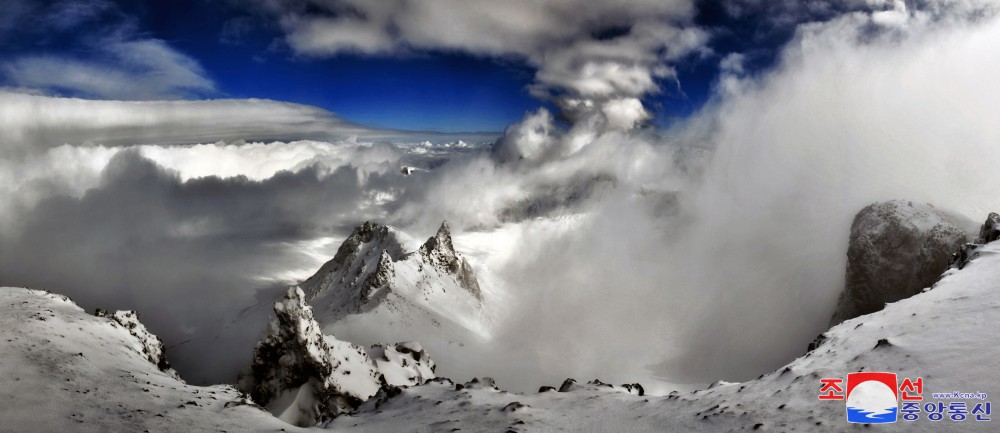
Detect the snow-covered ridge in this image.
<box><xmin>94</xmin><ymin>308</ymin><xmax>178</xmax><ymax>378</ymax></box>
<box><xmin>0</xmin><ymin>287</ymin><xmax>297</xmax><ymax>432</ymax></box>
<box><xmin>5</xmin><ymin>210</ymin><xmax>1000</xmax><ymax>431</ymax></box>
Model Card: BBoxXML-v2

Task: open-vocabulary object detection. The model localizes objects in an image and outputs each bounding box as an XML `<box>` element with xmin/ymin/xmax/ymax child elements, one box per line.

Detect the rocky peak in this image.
<box><xmin>300</xmin><ymin>221</ymin><xmax>407</xmax><ymax>303</ymax></box>
<box><xmin>241</xmin><ymin>287</ymin><xmax>384</xmax><ymax>426</ymax></box>
<box><xmin>419</xmin><ymin>222</ymin><xmax>457</xmax><ymax>264</ymax></box>
<box><xmin>418</xmin><ymin>221</ymin><xmax>482</xmax><ymax>300</ymax></box>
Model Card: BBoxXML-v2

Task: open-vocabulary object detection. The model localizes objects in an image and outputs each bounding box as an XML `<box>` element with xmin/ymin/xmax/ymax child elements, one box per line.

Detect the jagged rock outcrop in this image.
<box><xmin>299</xmin><ymin>221</ymin><xmax>484</xmax><ymax>324</ymax></box>
<box><xmin>95</xmin><ymin>308</ymin><xmax>177</xmax><ymax>377</ymax></box>
<box><xmin>241</xmin><ymin>287</ymin><xmax>440</xmax><ymax>427</ymax></box>
<box><xmin>976</xmin><ymin>212</ymin><xmax>1000</xmax><ymax>244</ymax></box>
<box><xmin>830</xmin><ymin>200</ymin><xmax>973</xmax><ymax>325</ymax></box>
<box><xmin>418</xmin><ymin>222</ymin><xmax>482</xmax><ymax>300</ymax></box>
<box><xmin>951</xmin><ymin>212</ymin><xmax>1000</xmax><ymax>269</ymax></box>
<box><xmin>241</xmin><ymin>287</ymin><xmax>384</xmax><ymax>427</ymax></box>
<box><xmin>369</xmin><ymin>342</ymin><xmax>437</xmax><ymax>387</ymax></box>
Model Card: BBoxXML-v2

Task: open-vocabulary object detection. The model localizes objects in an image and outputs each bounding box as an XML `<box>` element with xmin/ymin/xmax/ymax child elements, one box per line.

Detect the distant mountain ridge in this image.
<box><xmin>299</xmin><ymin>221</ymin><xmax>486</xmax><ymax>335</ymax></box>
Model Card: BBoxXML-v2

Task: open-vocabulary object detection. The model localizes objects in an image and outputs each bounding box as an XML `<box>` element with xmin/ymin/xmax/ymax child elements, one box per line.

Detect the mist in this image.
<box><xmin>4</xmin><ymin>0</ymin><xmax>1000</xmax><ymax>393</ymax></box>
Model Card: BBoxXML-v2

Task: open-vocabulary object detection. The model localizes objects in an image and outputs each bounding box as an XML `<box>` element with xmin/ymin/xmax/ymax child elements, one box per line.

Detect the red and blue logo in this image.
<box><xmin>845</xmin><ymin>372</ymin><xmax>898</xmax><ymax>423</ymax></box>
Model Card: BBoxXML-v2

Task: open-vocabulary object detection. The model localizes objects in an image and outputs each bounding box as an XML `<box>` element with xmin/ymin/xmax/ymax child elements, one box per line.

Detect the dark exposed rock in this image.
<box><xmin>463</xmin><ymin>377</ymin><xmax>499</xmax><ymax>391</ymax></box>
<box><xmin>502</xmin><ymin>401</ymin><xmax>527</xmax><ymax>412</ymax></box>
<box><xmin>976</xmin><ymin>212</ymin><xmax>1000</xmax><ymax>244</ymax></box>
<box><xmin>538</xmin><ymin>386</ymin><xmax>556</xmax><ymax>393</ymax></box>
<box><xmin>951</xmin><ymin>213</ymin><xmax>1000</xmax><ymax>269</ymax></box>
<box><xmin>358</xmin><ymin>385</ymin><xmax>403</xmax><ymax>412</ymax></box>
<box><xmin>951</xmin><ymin>243</ymin><xmax>980</xmax><ymax>270</ymax></box>
<box><xmin>368</xmin><ymin>341</ymin><xmax>437</xmax><ymax>387</ymax></box>
<box><xmin>621</xmin><ymin>383</ymin><xmax>645</xmax><ymax>396</ymax></box>
<box><xmin>419</xmin><ymin>221</ymin><xmax>482</xmax><ymax>300</ymax></box>
<box><xmin>830</xmin><ymin>200</ymin><xmax>973</xmax><ymax>325</ymax></box>
<box><xmin>558</xmin><ymin>378</ymin><xmax>578</xmax><ymax>392</ymax></box>
<box><xmin>806</xmin><ymin>333</ymin><xmax>828</xmax><ymax>353</ymax></box>
<box><xmin>587</xmin><ymin>379</ymin><xmax>613</xmax><ymax>388</ymax></box>
<box><xmin>240</xmin><ymin>287</ymin><xmax>383</xmax><ymax>426</ymax></box>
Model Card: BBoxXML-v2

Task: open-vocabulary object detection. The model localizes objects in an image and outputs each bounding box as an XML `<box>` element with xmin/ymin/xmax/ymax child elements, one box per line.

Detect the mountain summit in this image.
<box><xmin>299</xmin><ymin>221</ymin><xmax>487</xmax><ymax>335</ymax></box>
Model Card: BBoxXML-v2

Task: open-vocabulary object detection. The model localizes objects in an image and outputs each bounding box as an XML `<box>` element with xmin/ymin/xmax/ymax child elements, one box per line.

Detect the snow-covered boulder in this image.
<box><xmin>830</xmin><ymin>200</ymin><xmax>973</xmax><ymax>325</ymax></box>
<box><xmin>368</xmin><ymin>342</ymin><xmax>436</xmax><ymax>387</ymax></box>
<box><xmin>94</xmin><ymin>308</ymin><xmax>177</xmax><ymax>377</ymax></box>
<box><xmin>241</xmin><ymin>287</ymin><xmax>383</xmax><ymax>426</ymax></box>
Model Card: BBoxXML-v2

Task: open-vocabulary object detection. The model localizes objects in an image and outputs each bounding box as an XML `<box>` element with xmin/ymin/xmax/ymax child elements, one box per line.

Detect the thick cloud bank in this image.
<box><xmin>0</xmin><ymin>92</ymin><xmax>378</xmax><ymax>155</ymax></box>
<box><xmin>5</xmin><ymin>0</ymin><xmax>1000</xmax><ymax>392</ymax></box>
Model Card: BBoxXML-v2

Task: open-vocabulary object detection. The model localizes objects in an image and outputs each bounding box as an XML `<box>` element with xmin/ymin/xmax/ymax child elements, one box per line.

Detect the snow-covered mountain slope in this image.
<box><xmin>5</xmin><ymin>223</ymin><xmax>998</xmax><ymax>431</ymax></box>
<box><xmin>331</xmin><ymin>242</ymin><xmax>1000</xmax><ymax>432</ymax></box>
<box><xmin>0</xmin><ymin>287</ymin><xmax>303</xmax><ymax>433</ymax></box>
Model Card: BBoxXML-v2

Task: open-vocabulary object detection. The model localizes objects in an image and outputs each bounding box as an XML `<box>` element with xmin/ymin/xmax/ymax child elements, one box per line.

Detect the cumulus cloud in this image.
<box><xmin>247</xmin><ymin>0</ymin><xmax>708</xmax><ymax>130</ymax></box>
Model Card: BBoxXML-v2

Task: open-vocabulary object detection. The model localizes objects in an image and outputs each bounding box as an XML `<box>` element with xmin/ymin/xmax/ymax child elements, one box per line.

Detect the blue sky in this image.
<box><xmin>0</xmin><ymin>0</ymin><xmax>843</xmax><ymax>133</ymax></box>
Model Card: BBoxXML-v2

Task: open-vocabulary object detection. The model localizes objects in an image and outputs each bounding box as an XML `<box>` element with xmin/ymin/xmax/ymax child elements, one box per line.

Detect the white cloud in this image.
<box><xmin>250</xmin><ymin>0</ymin><xmax>709</xmax><ymax>130</ymax></box>
<box><xmin>4</xmin><ymin>38</ymin><xmax>216</xmax><ymax>101</ymax></box>
<box><xmin>0</xmin><ymin>91</ymin><xmax>383</xmax><ymax>156</ymax></box>
<box><xmin>0</xmin><ymin>1</ymin><xmax>216</xmax><ymax>100</ymax></box>
<box><xmin>387</xmin><ymin>0</ymin><xmax>1000</xmax><ymax>387</ymax></box>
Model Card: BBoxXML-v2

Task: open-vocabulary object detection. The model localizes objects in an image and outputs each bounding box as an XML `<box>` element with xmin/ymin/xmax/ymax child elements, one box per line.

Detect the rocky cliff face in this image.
<box><xmin>240</xmin><ymin>287</ymin><xmax>438</xmax><ymax>427</ymax></box>
<box><xmin>241</xmin><ymin>287</ymin><xmax>384</xmax><ymax>426</ymax></box>
<box><xmin>830</xmin><ymin>200</ymin><xmax>973</xmax><ymax>325</ymax></box>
